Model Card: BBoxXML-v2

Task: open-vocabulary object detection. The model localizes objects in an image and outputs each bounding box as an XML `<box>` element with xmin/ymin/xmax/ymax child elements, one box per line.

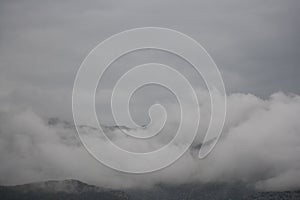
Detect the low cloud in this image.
<box><xmin>0</xmin><ymin>91</ymin><xmax>300</xmax><ymax>191</ymax></box>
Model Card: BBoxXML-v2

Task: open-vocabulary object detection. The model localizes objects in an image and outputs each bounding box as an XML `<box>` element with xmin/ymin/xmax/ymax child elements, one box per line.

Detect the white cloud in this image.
<box><xmin>0</xmin><ymin>92</ymin><xmax>300</xmax><ymax>191</ymax></box>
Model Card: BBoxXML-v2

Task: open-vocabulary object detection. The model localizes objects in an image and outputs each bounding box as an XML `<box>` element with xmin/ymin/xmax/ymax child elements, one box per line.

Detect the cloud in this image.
<box><xmin>0</xmin><ymin>91</ymin><xmax>300</xmax><ymax>191</ymax></box>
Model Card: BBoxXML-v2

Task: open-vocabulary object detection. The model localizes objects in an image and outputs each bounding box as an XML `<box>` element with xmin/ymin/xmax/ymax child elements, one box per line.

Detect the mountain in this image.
<box><xmin>0</xmin><ymin>180</ymin><xmax>300</xmax><ymax>200</ymax></box>
<box><xmin>0</xmin><ymin>180</ymin><xmax>130</xmax><ymax>200</ymax></box>
<box><xmin>128</xmin><ymin>183</ymin><xmax>300</xmax><ymax>200</ymax></box>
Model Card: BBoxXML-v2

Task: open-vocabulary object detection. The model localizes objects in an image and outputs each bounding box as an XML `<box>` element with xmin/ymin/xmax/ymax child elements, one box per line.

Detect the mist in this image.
<box><xmin>0</xmin><ymin>91</ymin><xmax>299</xmax><ymax>191</ymax></box>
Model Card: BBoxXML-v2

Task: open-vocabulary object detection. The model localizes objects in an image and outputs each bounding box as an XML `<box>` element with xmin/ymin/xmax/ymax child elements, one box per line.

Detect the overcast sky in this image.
<box><xmin>0</xmin><ymin>0</ymin><xmax>300</xmax><ymax>191</ymax></box>
<box><xmin>1</xmin><ymin>0</ymin><xmax>300</xmax><ymax>119</ymax></box>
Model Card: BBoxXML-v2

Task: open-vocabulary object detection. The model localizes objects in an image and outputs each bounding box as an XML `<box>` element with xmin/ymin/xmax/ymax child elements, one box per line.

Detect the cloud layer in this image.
<box><xmin>0</xmin><ymin>92</ymin><xmax>300</xmax><ymax>191</ymax></box>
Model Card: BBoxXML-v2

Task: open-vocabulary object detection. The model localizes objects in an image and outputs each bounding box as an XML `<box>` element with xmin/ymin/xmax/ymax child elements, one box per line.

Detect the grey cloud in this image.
<box><xmin>1</xmin><ymin>92</ymin><xmax>300</xmax><ymax>191</ymax></box>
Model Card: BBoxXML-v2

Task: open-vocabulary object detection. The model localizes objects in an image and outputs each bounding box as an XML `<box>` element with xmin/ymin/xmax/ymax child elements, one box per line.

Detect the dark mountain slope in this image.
<box><xmin>0</xmin><ymin>180</ymin><xmax>300</xmax><ymax>200</ymax></box>
<box><xmin>0</xmin><ymin>180</ymin><xmax>130</xmax><ymax>200</ymax></box>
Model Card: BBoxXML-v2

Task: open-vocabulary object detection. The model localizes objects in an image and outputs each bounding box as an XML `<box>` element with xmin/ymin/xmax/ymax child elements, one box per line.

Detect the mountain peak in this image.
<box><xmin>1</xmin><ymin>180</ymin><xmax>130</xmax><ymax>200</ymax></box>
<box><xmin>12</xmin><ymin>179</ymin><xmax>99</xmax><ymax>194</ymax></box>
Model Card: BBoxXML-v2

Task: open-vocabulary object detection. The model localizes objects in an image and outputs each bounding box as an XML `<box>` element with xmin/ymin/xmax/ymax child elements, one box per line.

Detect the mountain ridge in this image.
<box><xmin>1</xmin><ymin>179</ymin><xmax>300</xmax><ymax>200</ymax></box>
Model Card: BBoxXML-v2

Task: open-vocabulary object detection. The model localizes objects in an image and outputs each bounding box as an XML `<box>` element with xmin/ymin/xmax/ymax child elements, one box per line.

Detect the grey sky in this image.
<box><xmin>1</xmin><ymin>0</ymin><xmax>300</xmax><ymax>98</ymax></box>
<box><xmin>0</xmin><ymin>0</ymin><xmax>299</xmax><ymax>122</ymax></box>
